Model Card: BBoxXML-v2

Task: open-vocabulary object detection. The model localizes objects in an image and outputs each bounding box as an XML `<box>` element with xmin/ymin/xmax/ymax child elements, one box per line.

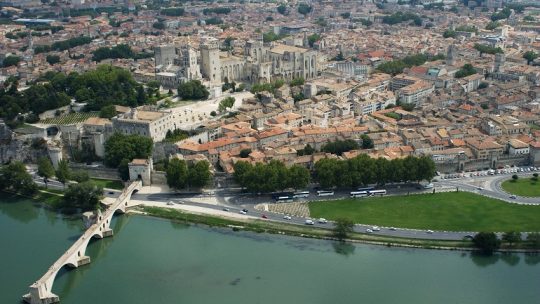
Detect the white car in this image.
<box><xmin>318</xmin><ymin>218</ymin><xmax>328</xmax><ymax>224</ymax></box>
<box><xmin>166</xmin><ymin>201</ymin><xmax>174</xmax><ymax>206</ymax></box>
<box><xmin>283</xmin><ymin>215</ymin><xmax>292</xmax><ymax>220</ymax></box>
<box><xmin>389</xmin><ymin>227</ymin><xmax>397</xmax><ymax>231</ymax></box>
<box><xmin>372</xmin><ymin>226</ymin><xmax>381</xmax><ymax>231</ymax></box>
<box><xmin>427</xmin><ymin>230</ymin><xmax>434</xmax><ymax>234</ymax></box>
<box><xmin>366</xmin><ymin>228</ymin><xmax>373</xmax><ymax>233</ymax></box>
<box><xmin>305</xmin><ymin>219</ymin><xmax>315</xmax><ymax>225</ymax></box>
<box><xmin>239</xmin><ymin>210</ymin><xmax>247</xmax><ymax>215</ymax></box>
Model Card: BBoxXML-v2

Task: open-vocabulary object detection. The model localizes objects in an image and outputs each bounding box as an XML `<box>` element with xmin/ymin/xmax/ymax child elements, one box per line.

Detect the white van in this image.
<box><xmin>305</xmin><ymin>219</ymin><xmax>315</xmax><ymax>225</ymax></box>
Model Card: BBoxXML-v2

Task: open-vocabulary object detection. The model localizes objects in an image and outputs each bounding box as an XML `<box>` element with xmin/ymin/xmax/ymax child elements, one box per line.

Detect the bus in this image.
<box><xmin>271</xmin><ymin>192</ymin><xmax>294</xmax><ymax>200</ymax></box>
<box><xmin>357</xmin><ymin>186</ymin><xmax>375</xmax><ymax>192</ymax></box>
<box><xmin>275</xmin><ymin>196</ymin><xmax>294</xmax><ymax>202</ymax></box>
<box><xmin>317</xmin><ymin>190</ymin><xmax>335</xmax><ymax>196</ymax></box>
<box><xmin>350</xmin><ymin>191</ymin><xmax>368</xmax><ymax>198</ymax></box>
<box><xmin>293</xmin><ymin>191</ymin><xmax>310</xmax><ymax>198</ymax></box>
<box><xmin>369</xmin><ymin>189</ymin><xmax>387</xmax><ymax>196</ymax></box>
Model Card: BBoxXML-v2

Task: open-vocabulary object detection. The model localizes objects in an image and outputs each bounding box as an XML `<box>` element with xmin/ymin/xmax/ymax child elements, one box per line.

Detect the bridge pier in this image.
<box><xmin>103</xmin><ymin>228</ymin><xmax>114</xmax><ymax>238</ymax></box>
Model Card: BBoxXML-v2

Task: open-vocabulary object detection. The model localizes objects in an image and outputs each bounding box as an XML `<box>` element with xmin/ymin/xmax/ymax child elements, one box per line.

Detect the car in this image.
<box><xmin>239</xmin><ymin>210</ymin><xmax>247</xmax><ymax>215</ymax></box>
<box><xmin>222</xmin><ymin>207</ymin><xmax>230</xmax><ymax>211</ymax></box>
<box><xmin>477</xmin><ymin>187</ymin><xmax>483</xmax><ymax>191</ymax></box>
<box><xmin>318</xmin><ymin>218</ymin><xmax>328</xmax><ymax>224</ymax></box>
<box><xmin>305</xmin><ymin>219</ymin><xmax>315</xmax><ymax>225</ymax></box>
<box><xmin>166</xmin><ymin>201</ymin><xmax>174</xmax><ymax>206</ymax></box>
<box><xmin>366</xmin><ymin>228</ymin><xmax>373</xmax><ymax>233</ymax></box>
<box><xmin>464</xmin><ymin>234</ymin><xmax>474</xmax><ymax>239</ymax></box>
<box><xmin>108</xmin><ymin>191</ymin><xmax>115</xmax><ymax>195</ymax></box>
<box><xmin>423</xmin><ymin>183</ymin><xmax>434</xmax><ymax>189</ymax></box>
<box><xmin>389</xmin><ymin>227</ymin><xmax>397</xmax><ymax>231</ymax></box>
<box><xmin>427</xmin><ymin>230</ymin><xmax>434</xmax><ymax>234</ymax></box>
<box><xmin>283</xmin><ymin>215</ymin><xmax>292</xmax><ymax>220</ymax></box>
<box><xmin>261</xmin><ymin>214</ymin><xmax>268</xmax><ymax>219</ymax></box>
<box><xmin>372</xmin><ymin>226</ymin><xmax>381</xmax><ymax>231</ymax></box>
<box><xmin>510</xmin><ymin>195</ymin><xmax>517</xmax><ymax>199</ymax></box>
<box><xmin>242</xmin><ymin>208</ymin><xmax>248</xmax><ymax>213</ymax></box>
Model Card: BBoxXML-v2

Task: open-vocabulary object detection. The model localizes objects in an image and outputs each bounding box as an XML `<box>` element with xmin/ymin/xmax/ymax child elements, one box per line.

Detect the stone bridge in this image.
<box><xmin>23</xmin><ymin>180</ymin><xmax>142</xmax><ymax>304</ymax></box>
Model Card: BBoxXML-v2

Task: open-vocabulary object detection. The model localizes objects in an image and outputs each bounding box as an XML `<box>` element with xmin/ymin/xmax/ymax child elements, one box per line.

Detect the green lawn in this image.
<box><xmin>501</xmin><ymin>178</ymin><xmax>540</xmax><ymax>197</ymax></box>
<box><xmin>309</xmin><ymin>192</ymin><xmax>540</xmax><ymax>232</ymax></box>
<box><xmin>90</xmin><ymin>178</ymin><xmax>124</xmax><ymax>190</ymax></box>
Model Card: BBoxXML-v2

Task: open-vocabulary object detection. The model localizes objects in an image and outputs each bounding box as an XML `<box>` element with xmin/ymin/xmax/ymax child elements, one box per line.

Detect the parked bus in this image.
<box><xmin>271</xmin><ymin>192</ymin><xmax>294</xmax><ymax>200</ymax></box>
<box><xmin>369</xmin><ymin>189</ymin><xmax>387</xmax><ymax>196</ymax></box>
<box><xmin>317</xmin><ymin>190</ymin><xmax>335</xmax><ymax>196</ymax></box>
<box><xmin>275</xmin><ymin>196</ymin><xmax>294</xmax><ymax>202</ymax></box>
<box><xmin>293</xmin><ymin>191</ymin><xmax>310</xmax><ymax>198</ymax></box>
<box><xmin>350</xmin><ymin>191</ymin><xmax>368</xmax><ymax>198</ymax></box>
<box><xmin>357</xmin><ymin>186</ymin><xmax>375</xmax><ymax>192</ymax></box>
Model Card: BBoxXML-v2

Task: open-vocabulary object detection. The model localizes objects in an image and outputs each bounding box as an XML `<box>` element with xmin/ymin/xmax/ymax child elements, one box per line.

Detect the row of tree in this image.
<box><xmin>473</xmin><ymin>231</ymin><xmax>540</xmax><ymax>254</ymax></box>
<box><xmin>314</xmin><ymin>155</ymin><xmax>436</xmax><ymax>189</ymax></box>
<box><xmin>92</xmin><ymin>44</ymin><xmax>152</xmax><ymax>62</ymax></box>
<box><xmin>34</xmin><ymin>36</ymin><xmax>93</xmax><ymax>54</ymax></box>
<box><xmin>376</xmin><ymin>53</ymin><xmax>445</xmax><ymax>75</ymax></box>
<box><xmin>166</xmin><ymin>159</ymin><xmax>212</xmax><ymax>190</ymax></box>
<box><xmin>233</xmin><ymin>160</ymin><xmax>311</xmax><ymax>193</ymax></box>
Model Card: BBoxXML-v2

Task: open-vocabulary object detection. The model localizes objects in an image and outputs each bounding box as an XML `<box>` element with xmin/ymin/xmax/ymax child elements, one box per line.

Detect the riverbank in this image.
<box><xmin>133</xmin><ymin>205</ymin><xmax>539</xmax><ymax>252</ymax></box>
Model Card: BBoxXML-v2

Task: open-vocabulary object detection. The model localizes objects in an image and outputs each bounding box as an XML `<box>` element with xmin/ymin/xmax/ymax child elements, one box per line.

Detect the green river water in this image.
<box><xmin>2</xmin><ymin>194</ymin><xmax>540</xmax><ymax>304</ymax></box>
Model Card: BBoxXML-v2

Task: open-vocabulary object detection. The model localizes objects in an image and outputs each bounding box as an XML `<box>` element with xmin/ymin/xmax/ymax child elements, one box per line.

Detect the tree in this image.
<box><xmin>307</xmin><ymin>33</ymin><xmax>320</xmax><ymax>47</ymax></box>
<box><xmin>502</xmin><ymin>231</ymin><xmax>522</xmax><ymax>248</ymax></box>
<box><xmin>63</xmin><ymin>181</ymin><xmax>103</xmax><ymax>210</ymax></box>
<box><xmin>455</xmin><ymin>64</ymin><xmax>477</xmax><ymax>78</ymax></box>
<box><xmin>297</xmin><ymin>144</ymin><xmax>315</xmax><ymax>156</ymax></box>
<box><xmin>485</xmin><ymin>21</ymin><xmax>501</xmax><ymax>30</ymax></box>
<box><xmin>104</xmin><ymin>133</ymin><xmax>154</xmax><ymax>168</ymax></box>
<box><xmin>321</xmin><ymin>139</ymin><xmax>359</xmax><ymax>156</ymax></box>
<box><xmin>99</xmin><ymin>104</ymin><xmax>117</xmax><ymax>118</ymax></box>
<box><xmin>70</xmin><ymin>170</ymin><xmax>90</xmax><ymax>183</ymax></box>
<box><xmin>188</xmin><ymin>161</ymin><xmax>212</xmax><ymax>189</ymax></box>
<box><xmin>361</xmin><ymin>134</ymin><xmax>374</xmax><ymax>149</ymax></box>
<box><xmin>46</xmin><ymin>55</ymin><xmax>60</xmax><ymax>65</ymax></box>
<box><xmin>0</xmin><ymin>162</ymin><xmax>37</xmax><ymax>195</ymax></box>
<box><xmin>152</xmin><ymin>21</ymin><xmax>165</xmax><ymax>30</ymax></box>
<box><xmin>2</xmin><ymin>55</ymin><xmax>21</xmax><ymax>67</ymax></box>
<box><xmin>297</xmin><ymin>3</ymin><xmax>312</xmax><ymax>15</ymax></box>
<box><xmin>474</xmin><ymin>43</ymin><xmax>504</xmax><ymax>56</ymax></box>
<box><xmin>277</xmin><ymin>4</ymin><xmax>287</xmax><ymax>15</ymax></box>
<box><xmin>443</xmin><ymin>30</ymin><xmax>456</xmax><ymax>38</ymax></box>
<box><xmin>37</xmin><ymin>157</ymin><xmax>55</xmax><ymax>188</ymax></box>
<box><xmin>288</xmin><ymin>165</ymin><xmax>310</xmax><ymax>190</ymax></box>
<box><xmin>55</xmin><ymin>159</ymin><xmax>71</xmax><ymax>188</ymax></box>
<box><xmin>233</xmin><ymin>161</ymin><xmax>252</xmax><ymax>189</ymax></box>
<box><xmin>527</xmin><ymin>232</ymin><xmax>540</xmax><ymax>249</ymax></box>
<box><xmin>472</xmin><ymin>232</ymin><xmax>501</xmax><ymax>254</ymax></box>
<box><xmin>166</xmin><ymin>158</ymin><xmax>188</xmax><ymax>190</ymax></box>
<box><xmin>523</xmin><ymin>51</ymin><xmax>538</xmax><ymax>65</ymax></box>
<box><xmin>118</xmin><ymin>159</ymin><xmax>130</xmax><ymax>181</ymax></box>
<box><xmin>290</xmin><ymin>77</ymin><xmax>304</xmax><ymax>87</ymax></box>
<box><xmin>218</xmin><ymin>96</ymin><xmax>235</xmax><ymax>112</ymax></box>
<box><xmin>340</xmin><ymin>12</ymin><xmax>351</xmax><ymax>19</ymax></box>
<box><xmin>177</xmin><ymin>80</ymin><xmax>209</xmax><ymax>100</ymax></box>
<box><xmin>333</xmin><ymin>218</ymin><xmax>354</xmax><ymax>241</ymax></box>
<box><xmin>512</xmin><ymin>174</ymin><xmax>518</xmax><ymax>181</ymax></box>
<box><xmin>239</xmin><ymin>148</ymin><xmax>252</xmax><ymax>158</ymax></box>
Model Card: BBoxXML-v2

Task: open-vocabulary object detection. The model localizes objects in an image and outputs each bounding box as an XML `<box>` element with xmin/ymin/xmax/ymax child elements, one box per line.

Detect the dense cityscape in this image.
<box><xmin>1</xmin><ymin>0</ymin><xmax>540</xmax><ymax>303</ymax></box>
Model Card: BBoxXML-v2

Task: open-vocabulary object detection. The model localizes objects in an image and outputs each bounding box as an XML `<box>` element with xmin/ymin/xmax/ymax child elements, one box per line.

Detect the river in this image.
<box><xmin>2</xmin><ymin>194</ymin><xmax>540</xmax><ymax>304</ymax></box>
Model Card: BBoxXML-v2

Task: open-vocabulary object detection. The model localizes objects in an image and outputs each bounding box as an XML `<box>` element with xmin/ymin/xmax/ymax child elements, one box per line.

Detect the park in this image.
<box><xmin>501</xmin><ymin>176</ymin><xmax>540</xmax><ymax>197</ymax></box>
<box><xmin>309</xmin><ymin>192</ymin><xmax>540</xmax><ymax>232</ymax></box>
